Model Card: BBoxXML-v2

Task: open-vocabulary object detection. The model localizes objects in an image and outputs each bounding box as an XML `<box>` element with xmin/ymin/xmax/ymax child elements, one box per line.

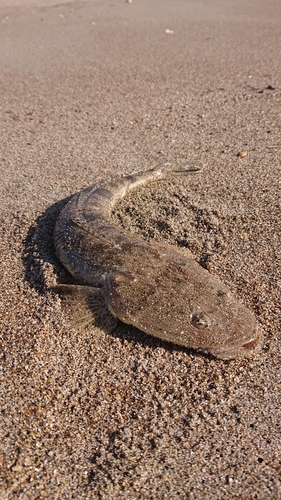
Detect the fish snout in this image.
<box><xmin>207</xmin><ymin>324</ymin><xmax>263</xmax><ymax>360</ymax></box>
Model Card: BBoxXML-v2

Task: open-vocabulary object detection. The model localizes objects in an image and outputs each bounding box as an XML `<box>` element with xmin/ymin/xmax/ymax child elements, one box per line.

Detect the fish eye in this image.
<box><xmin>190</xmin><ymin>312</ymin><xmax>211</xmax><ymax>329</ymax></box>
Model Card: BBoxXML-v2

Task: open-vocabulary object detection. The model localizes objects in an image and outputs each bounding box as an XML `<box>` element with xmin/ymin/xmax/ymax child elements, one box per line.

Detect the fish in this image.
<box><xmin>54</xmin><ymin>165</ymin><xmax>263</xmax><ymax>359</ymax></box>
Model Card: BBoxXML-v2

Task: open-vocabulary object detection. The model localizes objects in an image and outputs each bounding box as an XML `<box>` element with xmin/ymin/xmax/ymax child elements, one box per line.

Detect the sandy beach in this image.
<box><xmin>0</xmin><ymin>0</ymin><xmax>280</xmax><ymax>498</ymax></box>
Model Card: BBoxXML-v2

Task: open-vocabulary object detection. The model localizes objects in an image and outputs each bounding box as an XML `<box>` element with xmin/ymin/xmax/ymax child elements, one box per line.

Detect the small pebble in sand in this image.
<box><xmin>126</xmin><ymin>0</ymin><xmax>133</xmax><ymax>3</ymax></box>
<box><xmin>238</xmin><ymin>151</ymin><xmax>248</xmax><ymax>158</ymax></box>
<box><xmin>165</xmin><ymin>29</ymin><xmax>174</xmax><ymax>34</ymax></box>
<box><xmin>12</xmin><ymin>465</ymin><xmax>23</xmax><ymax>472</ymax></box>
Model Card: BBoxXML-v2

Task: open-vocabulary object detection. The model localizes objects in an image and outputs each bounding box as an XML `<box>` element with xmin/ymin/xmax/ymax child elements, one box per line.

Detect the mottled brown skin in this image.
<box><xmin>54</xmin><ymin>165</ymin><xmax>263</xmax><ymax>359</ymax></box>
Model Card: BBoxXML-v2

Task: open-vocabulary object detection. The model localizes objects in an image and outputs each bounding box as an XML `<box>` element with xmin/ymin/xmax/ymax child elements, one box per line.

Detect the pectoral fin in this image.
<box><xmin>56</xmin><ymin>284</ymin><xmax>118</xmax><ymax>332</ymax></box>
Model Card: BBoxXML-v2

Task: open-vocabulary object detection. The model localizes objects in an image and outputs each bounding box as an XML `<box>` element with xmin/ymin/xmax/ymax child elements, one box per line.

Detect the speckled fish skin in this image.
<box><xmin>54</xmin><ymin>165</ymin><xmax>263</xmax><ymax>359</ymax></box>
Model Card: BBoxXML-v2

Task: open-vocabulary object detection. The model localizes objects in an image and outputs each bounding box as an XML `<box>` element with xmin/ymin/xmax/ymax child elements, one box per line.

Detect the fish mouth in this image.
<box><xmin>207</xmin><ymin>326</ymin><xmax>264</xmax><ymax>360</ymax></box>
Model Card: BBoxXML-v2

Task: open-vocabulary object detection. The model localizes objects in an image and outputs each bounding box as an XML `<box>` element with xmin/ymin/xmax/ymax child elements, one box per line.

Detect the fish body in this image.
<box><xmin>54</xmin><ymin>165</ymin><xmax>263</xmax><ymax>359</ymax></box>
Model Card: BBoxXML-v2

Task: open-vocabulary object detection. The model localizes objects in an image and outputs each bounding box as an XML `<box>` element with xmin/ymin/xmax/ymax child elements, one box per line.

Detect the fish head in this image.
<box><xmin>104</xmin><ymin>257</ymin><xmax>263</xmax><ymax>360</ymax></box>
<box><xmin>191</xmin><ymin>289</ymin><xmax>264</xmax><ymax>359</ymax></box>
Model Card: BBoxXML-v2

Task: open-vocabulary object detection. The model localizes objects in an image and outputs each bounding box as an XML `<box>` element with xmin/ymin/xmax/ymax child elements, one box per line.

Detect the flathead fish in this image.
<box><xmin>54</xmin><ymin>165</ymin><xmax>263</xmax><ymax>359</ymax></box>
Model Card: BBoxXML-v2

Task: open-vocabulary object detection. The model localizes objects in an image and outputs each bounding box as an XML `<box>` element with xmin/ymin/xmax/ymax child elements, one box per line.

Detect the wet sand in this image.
<box><xmin>0</xmin><ymin>0</ymin><xmax>280</xmax><ymax>498</ymax></box>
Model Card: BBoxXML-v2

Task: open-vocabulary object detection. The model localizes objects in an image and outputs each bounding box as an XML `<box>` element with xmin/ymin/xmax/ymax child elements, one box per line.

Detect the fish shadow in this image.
<box><xmin>23</xmin><ymin>195</ymin><xmax>73</xmax><ymax>294</ymax></box>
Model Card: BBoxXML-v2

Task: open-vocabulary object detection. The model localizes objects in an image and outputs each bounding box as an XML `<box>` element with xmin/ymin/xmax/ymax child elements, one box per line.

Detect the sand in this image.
<box><xmin>0</xmin><ymin>0</ymin><xmax>280</xmax><ymax>498</ymax></box>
